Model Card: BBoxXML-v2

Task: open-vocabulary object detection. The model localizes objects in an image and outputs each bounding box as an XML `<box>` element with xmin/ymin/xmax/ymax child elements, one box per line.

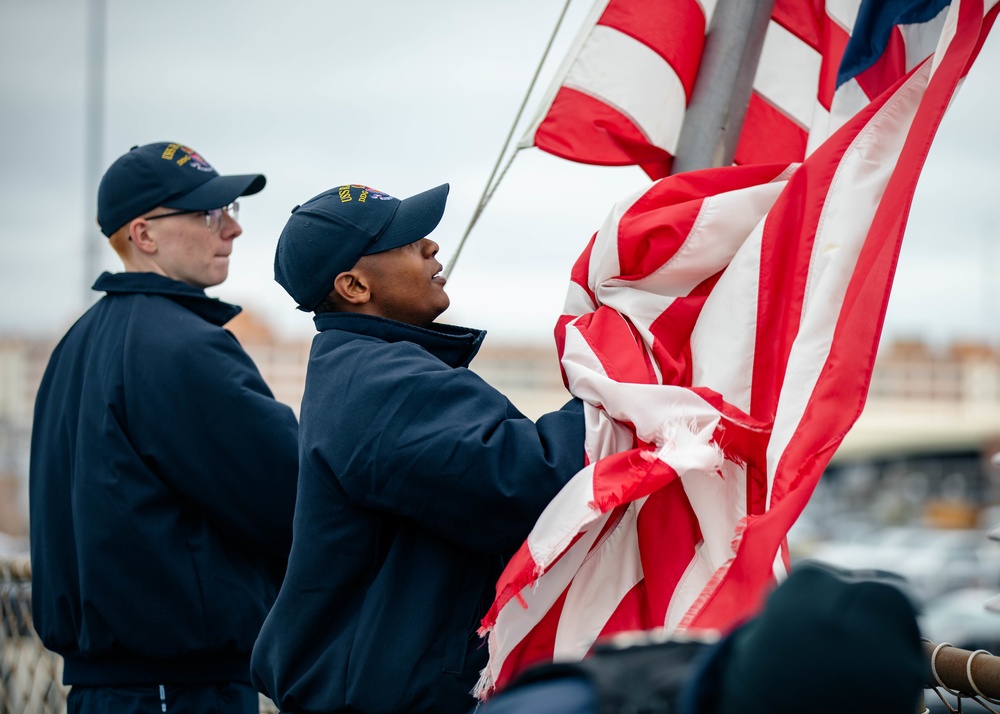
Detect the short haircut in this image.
<box><xmin>108</xmin><ymin>224</ymin><xmax>131</xmax><ymax>260</ymax></box>
<box><xmin>313</xmin><ymin>294</ymin><xmax>339</xmax><ymax>314</ymax></box>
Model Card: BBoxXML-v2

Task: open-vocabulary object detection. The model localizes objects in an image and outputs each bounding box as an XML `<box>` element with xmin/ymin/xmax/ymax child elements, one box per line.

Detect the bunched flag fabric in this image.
<box><xmin>520</xmin><ymin>0</ymin><xmax>962</xmax><ymax>178</ymax></box>
<box><xmin>476</xmin><ymin>0</ymin><xmax>999</xmax><ymax>697</ymax></box>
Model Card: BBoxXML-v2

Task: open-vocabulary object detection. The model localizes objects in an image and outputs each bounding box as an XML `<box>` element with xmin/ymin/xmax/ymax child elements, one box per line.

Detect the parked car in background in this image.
<box><xmin>920</xmin><ymin>587</ymin><xmax>1000</xmax><ymax>652</ymax></box>
<box><xmin>802</xmin><ymin>526</ymin><xmax>1000</xmax><ymax>603</ymax></box>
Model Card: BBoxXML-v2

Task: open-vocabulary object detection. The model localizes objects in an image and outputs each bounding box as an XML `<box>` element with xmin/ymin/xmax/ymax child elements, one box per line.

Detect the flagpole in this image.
<box><xmin>83</xmin><ymin>0</ymin><xmax>107</xmax><ymax>306</ymax></box>
<box><xmin>671</xmin><ymin>0</ymin><xmax>775</xmax><ymax>174</ymax></box>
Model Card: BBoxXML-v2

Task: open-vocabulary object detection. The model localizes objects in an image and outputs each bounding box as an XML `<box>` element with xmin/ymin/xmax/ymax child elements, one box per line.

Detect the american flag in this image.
<box><xmin>476</xmin><ymin>0</ymin><xmax>999</xmax><ymax>697</ymax></box>
<box><xmin>520</xmin><ymin>0</ymin><xmax>965</xmax><ymax>178</ymax></box>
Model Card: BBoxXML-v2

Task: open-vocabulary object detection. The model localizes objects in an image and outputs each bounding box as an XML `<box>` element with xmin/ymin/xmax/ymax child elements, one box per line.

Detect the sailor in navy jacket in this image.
<box><xmin>252</xmin><ymin>313</ymin><xmax>584</xmax><ymax>713</ymax></box>
<box><xmin>30</xmin><ymin>272</ymin><xmax>299</xmax><ymax>687</ymax></box>
<box><xmin>251</xmin><ymin>182</ymin><xmax>586</xmax><ymax>713</ymax></box>
<box><xmin>29</xmin><ymin>141</ymin><xmax>298</xmax><ymax>712</ymax></box>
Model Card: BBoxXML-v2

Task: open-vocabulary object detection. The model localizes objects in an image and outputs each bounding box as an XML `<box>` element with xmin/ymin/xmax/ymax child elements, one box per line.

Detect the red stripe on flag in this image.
<box><xmin>568</xmin><ymin>233</ymin><xmax>597</xmax><ymax>303</ymax></box>
<box><xmin>749</xmin><ymin>161</ymin><xmax>845</xmax><ymax>418</ymax></box>
<box><xmin>490</xmin><ymin>589</ymin><xmax>569</xmax><ymax>693</ymax></box>
<box><xmin>968</xmin><ymin>4</ymin><xmax>1000</xmax><ymax>68</ymax></box>
<box><xmin>486</xmin><ymin>526</ymin><xmax>591</xmax><ymax>626</ymax></box>
<box><xmin>733</xmin><ymin>93</ymin><xmax>809</xmax><ymax>166</ymax></box>
<box><xmin>533</xmin><ymin>88</ymin><xmax>674</xmax><ymax>178</ymax></box>
<box><xmin>596</xmin><ymin>579</ymin><xmax>654</xmax><ymax>637</ymax></box>
<box><xmin>636</xmin><ymin>482</ymin><xmax>702</xmax><ymax>624</ymax></box>
<box><xmin>771</xmin><ymin>0</ymin><xmax>825</xmax><ymax>52</ymax></box>
<box><xmin>617</xmin><ymin>164</ymin><xmax>790</xmax><ymax>277</ymax></box>
<box><xmin>554</xmin><ymin>313</ymin><xmax>576</xmax><ymax>391</ymax></box>
<box><xmin>647</xmin><ymin>273</ymin><xmax>720</xmax><ymax>387</ymax></box>
<box><xmin>817</xmin><ymin>16</ymin><xmax>851</xmax><ymax>108</ymax></box>
<box><xmin>589</xmin><ymin>449</ymin><xmax>681</xmax><ymax>514</ymax></box>
<box><xmin>853</xmin><ymin>26</ymin><xmax>909</xmax><ymax>100</ymax></box>
<box><xmin>573</xmin><ymin>307</ymin><xmax>658</xmax><ymax>385</ymax></box>
<box><xmin>614</xmin><ymin>182</ymin><xmax>705</xmax><ymax>277</ymax></box>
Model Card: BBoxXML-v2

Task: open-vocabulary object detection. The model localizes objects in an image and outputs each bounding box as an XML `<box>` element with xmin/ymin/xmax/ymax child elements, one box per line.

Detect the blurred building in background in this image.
<box><xmin>0</xmin><ymin>338</ymin><xmax>52</xmax><ymax>547</ymax></box>
<box><xmin>6</xmin><ymin>315</ymin><xmax>1000</xmax><ymax>550</ymax></box>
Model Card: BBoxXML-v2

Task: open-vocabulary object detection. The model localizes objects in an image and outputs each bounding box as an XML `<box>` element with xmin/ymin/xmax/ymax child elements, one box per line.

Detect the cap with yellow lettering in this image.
<box><xmin>96</xmin><ymin>141</ymin><xmax>266</xmax><ymax>236</ymax></box>
<box><xmin>274</xmin><ymin>183</ymin><xmax>449</xmax><ymax>311</ymax></box>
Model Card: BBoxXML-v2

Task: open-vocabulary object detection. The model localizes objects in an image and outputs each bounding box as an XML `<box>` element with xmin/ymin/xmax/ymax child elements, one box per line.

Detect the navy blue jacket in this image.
<box><xmin>29</xmin><ymin>272</ymin><xmax>299</xmax><ymax>686</ymax></box>
<box><xmin>251</xmin><ymin>313</ymin><xmax>586</xmax><ymax>714</ymax></box>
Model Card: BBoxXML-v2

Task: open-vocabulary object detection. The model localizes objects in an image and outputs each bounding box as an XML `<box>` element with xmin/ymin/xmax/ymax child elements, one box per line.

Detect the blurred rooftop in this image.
<box><xmin>6</xmin><ymin>314</ymin><xmax>1000</xmax><ymax>538</ymax></box>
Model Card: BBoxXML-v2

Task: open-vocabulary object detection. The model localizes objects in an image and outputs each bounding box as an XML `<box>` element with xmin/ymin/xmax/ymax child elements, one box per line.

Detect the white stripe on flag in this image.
<box><xmin>664</xmin><ymin>539</ymin><xmax>716</xmax><ymax>631</ymax></box>
<box><xmin>517</xmin><ymin>0</ymin><xmax>613</xmax><ymax>149</ymax></box>
<box><xmin>563</xmin><ymin>25</ymin><xmax>688</xmax><ymax>154</ymax></box>
<box><xmin>562</xmin><ymin>280</ymin><xmax>596</xmax><ymax>319</ymax></box>
<box><xmin>827</xmin><ymin>0</ymin><xmax>864</xmax><ymax>32</ymax></box>
<box><xmin>689</xmin><ymin>220</ymin><xmax>765</xmax><ymax>414</ymax></box>
<box><xmin>755</xmin><ymin>20</ymin><xmax>823</xmax><ymax>129</ymax></box>
<box><xmin>765</xmin><ymin>59</ymin><xmax>928</xmax><ymax>508</ymax></box>
<box><xmin>485</xmin><ymin>511</ymin><xmax>610</xmax><ymax>688</ymax></box>
<box><xmin>553</xmin><ymin>499</ymin><xmax>646</xmax><ymax>658</ymax></box>
<box><xmin>811</xmin><ymin>77</ymin><xmax>871</xmax><ymax>154</ymax></box>
<box><xmin>585</xmin><ymin>182</ymin><xmax>645</xmax><ymax>293</ymax></box>
<box><xmin>902</xmin><ymin>5</ymin><xmax>952</xmax><ymax>73</ymax></box>
<box><xmin>526</xmin><ymin>461</ymin><xmax>600</xmax><ymax>565</ymax></box>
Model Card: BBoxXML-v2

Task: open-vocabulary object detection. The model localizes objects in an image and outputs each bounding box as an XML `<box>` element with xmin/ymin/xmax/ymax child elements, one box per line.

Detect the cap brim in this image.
<box><xmin>364</xmin><ymin>183</ymin><xmax>449</xmax><ymax>255</ymax></box>
<box><xmin>164</xmin><ymin>173</ymin><xmax>266</xmax><ymax>211</ymax></box>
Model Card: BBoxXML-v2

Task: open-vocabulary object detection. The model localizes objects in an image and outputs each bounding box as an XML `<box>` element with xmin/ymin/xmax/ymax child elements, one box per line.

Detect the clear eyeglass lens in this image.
<box><xmin>205</xmin><ymin>202</ymin><xmax>239</xmax><ymax>232</ymax></box>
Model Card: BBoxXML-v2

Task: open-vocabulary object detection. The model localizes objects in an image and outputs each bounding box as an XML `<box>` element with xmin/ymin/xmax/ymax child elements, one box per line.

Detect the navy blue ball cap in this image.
<box><xmin>706</xmin><ymin>562</ymin><xmax>924</xmax><ymax>714</ymax></box>
<box><xmin>274</xmin><ymin>182</ymin><xmax>449</xmax><ymax>311</ymax></box>
<box><xmin>97</xmin><ymin>141</ymin><xmax>266</xmax><ymax>236</ymax></box>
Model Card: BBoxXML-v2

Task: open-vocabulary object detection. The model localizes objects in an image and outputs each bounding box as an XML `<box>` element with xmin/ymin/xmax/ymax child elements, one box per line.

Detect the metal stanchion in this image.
<box><xmin>925</xmin><ymin>640</ymin><xmax>1000</xmax><ymax>711</ymax></box>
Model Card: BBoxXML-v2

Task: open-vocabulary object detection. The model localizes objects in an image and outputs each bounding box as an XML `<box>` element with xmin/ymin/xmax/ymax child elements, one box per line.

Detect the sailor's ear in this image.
<box><xmin>128</xmin><ymin>218</ymin><xmax>158</xmax><ymax>255</ymax></box>
<box><xmin>332</xmin><ymin>269</ymin><xmax>371</xmax><ymax>305</ymax></box>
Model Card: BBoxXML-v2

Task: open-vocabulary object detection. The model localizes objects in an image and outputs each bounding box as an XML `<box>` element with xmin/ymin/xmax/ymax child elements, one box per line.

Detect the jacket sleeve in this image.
<box><xmin>322</xmin><ymin>342</ymin><xmax>585</xmax><ymax>554</ymax></box>
<box><xmin>126</xmin><ymin>316</ymin><xmax>299</xmax><ymax>557</ymax></box>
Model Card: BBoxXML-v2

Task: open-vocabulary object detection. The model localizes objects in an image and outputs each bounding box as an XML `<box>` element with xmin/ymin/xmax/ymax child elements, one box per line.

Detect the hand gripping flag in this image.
<box><xmin>520</xmin><ymin>0</ymin><xmax>964</xmax><ymax>178</ymax></box>
<box><xmin>477</xmin><ymin>0</ymin><xmax>999</xmax><ymax>696</ymax></box>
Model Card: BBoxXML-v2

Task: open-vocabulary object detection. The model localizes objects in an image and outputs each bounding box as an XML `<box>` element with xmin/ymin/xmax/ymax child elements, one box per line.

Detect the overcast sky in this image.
<box><xmin>2</xmin><ymin>0</ymin><xmax>998</xmax><ymax>347</ymax></box>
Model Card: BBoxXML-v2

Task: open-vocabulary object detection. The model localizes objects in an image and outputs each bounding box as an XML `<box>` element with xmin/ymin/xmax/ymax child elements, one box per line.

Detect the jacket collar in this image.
<box><xmin>313</xmin><ymin>312</ymin><xmax>486</xmax><ymax>368</ymax></box>
<box><xmin>93</xmin><ymin>272</ymin><xmax>242</xmax><ymax>326</ymax></box>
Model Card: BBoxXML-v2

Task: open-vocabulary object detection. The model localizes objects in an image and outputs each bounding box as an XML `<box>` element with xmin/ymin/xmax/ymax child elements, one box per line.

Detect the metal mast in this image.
<box><xmin>82</xmin><ymin>0</ymin><xmax>107</xmax><ymax>305</ymax></box>
<box><xmin>672</xmin><ymin>0</ymin><xmax>776</xmax><ymax>174</ymax></box>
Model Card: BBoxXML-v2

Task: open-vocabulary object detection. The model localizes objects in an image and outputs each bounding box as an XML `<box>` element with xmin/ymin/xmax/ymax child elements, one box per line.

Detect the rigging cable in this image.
<box><xmin>443</xmin><ymin>0</ymin><xmax>575</xmax><ymax>279</ymax></box>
